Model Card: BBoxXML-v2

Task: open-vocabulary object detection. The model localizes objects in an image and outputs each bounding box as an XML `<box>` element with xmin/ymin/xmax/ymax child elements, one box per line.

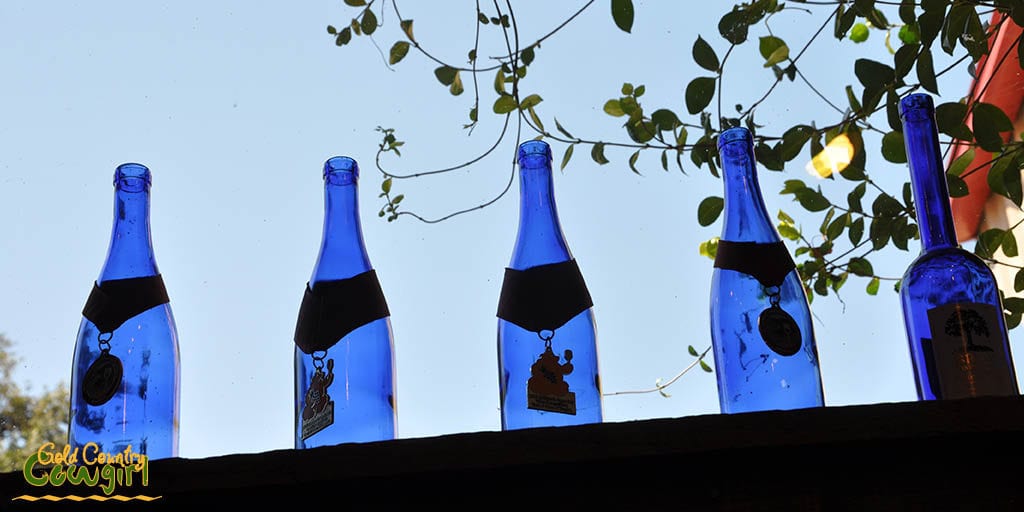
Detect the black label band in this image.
<box><xmin>713</xmin><ymin>240</ymin><xmax>795</xmax><ymax>288</ymax></box>
<box><xmin>294</xmin><ymin>269</ymin><xmax>391</xmax><ymax>354</ymax></box>
<box><xmin>82</xmin><ymin>275</ymin><xmax>170</xmax><ymax>333</ymax></box>
<box><xmin>496</xmin><ymin>259</ymin><xmax>594</xmax><ymax>333</ymax></box>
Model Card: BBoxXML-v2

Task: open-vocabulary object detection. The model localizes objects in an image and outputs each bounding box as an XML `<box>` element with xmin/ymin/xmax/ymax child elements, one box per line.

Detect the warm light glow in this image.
<box><xmin>805</xmin><ymin>134</ymin><xmax>855</xmax><ymax>179</ymax></box>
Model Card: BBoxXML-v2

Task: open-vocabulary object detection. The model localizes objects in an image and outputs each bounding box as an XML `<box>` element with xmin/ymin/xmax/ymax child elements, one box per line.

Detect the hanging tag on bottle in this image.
<box><xmin>301</xmin><ymin>356</ymin><xmax>336</xmax><ymax>440</ymax></box>
<box><xmin>526</xmin><ymin>331</ymin><xmax>577</xmax><ymax>415</ymax></box>
<box><xmin>82</xmin><ymin>333</ymin><xmax>123</xmax><ymax>406</ymax></box>
<box><xmin>715</xmin><ymin>241</ymin><xmax>802</xmax><ymax>356</ymax></box>
<box><xmin>80</xmin><ymin>275</ymin><xmax>169</xmax><ymax>406</ymax></box>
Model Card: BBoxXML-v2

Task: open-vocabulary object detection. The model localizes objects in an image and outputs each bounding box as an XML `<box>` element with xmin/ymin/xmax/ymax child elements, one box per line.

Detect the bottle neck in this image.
<box><xmin>510</xmin><ymin>156</ymin><xmax>571</xmax><ymax>269</ymax></box>
<box><xmin>903</xmin><ymin>116</ymin><xmax>959</xmax><ymax>251</ymax></box>
<box><xmin>311</xmin><ymin>176</ymin><xmax>372</xmax><ymax>282</ymax></box>
<box><xmin>719</xmin><ymin>139</ymin><xmax>778</xmax><ymax>243</ymax></box>
<box><xmin>98</xmin><ymin>185</ymin><xmax>158</xmax><ymax>283</ymax></box>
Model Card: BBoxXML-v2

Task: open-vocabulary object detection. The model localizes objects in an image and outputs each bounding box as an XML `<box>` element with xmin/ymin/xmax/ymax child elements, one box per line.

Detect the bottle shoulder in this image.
<box><xmin>903</xmin><ymin>246</ymin><xmax>992</xmax><ymax>276</ymax></box>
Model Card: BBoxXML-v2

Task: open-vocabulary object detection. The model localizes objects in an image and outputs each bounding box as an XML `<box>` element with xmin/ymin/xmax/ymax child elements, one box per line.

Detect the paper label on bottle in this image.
<box><xmin>924</xmin><ymin>302</ymin><xmax>1017</xmax><ymax>399</ymax></box>
<box><xmin>301</xmin><ymin>359</ymin><xmax>336</xmax><ymax>440</ymax></box>
<box><xmin>526</xmin><ymin>346</ymin><xmax>577</xmax><ymax>415</ymax></box>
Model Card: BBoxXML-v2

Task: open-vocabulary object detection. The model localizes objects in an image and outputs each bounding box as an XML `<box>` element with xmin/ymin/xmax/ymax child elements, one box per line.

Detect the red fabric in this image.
<box><xmin>947</xmin><ymin>12</ymin><xmax>1024</xmax><ymax>242</ymax></box>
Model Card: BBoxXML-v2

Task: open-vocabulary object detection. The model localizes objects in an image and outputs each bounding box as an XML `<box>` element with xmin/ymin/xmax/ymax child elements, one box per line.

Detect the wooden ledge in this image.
<box><xmin>3</xmin><ymin>396</ymin><xmax>1023</xmax><ymax>510</ymax></box>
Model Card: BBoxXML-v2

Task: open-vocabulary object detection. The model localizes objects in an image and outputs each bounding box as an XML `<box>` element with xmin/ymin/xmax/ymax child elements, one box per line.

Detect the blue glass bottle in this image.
<box><xmin>69</xmin><ymin>163</ymin><xmax>180</xmax><ymax>459</ymax></box>
<box><xmin>293</xmin><ymin>156</ymin><xmax>397</xmax><ymax>448</ymax></box>
<box><xmin>496</xmin><ymin>140</ymin><xmax>602</xmax><ymax>430</ymax></box>
<box><xmin>709</xmin><ymin>128</ymin><xmax>825</xmax><ymax>413</ymax></box>
<box><xmin>898</xmin><ymin>93</ymin><xmax>1019</xmax><ymax>400</ymax></box>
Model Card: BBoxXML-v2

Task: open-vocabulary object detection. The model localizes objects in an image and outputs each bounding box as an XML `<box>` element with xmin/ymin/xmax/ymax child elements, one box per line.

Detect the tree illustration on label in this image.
<box><xmin>527</xmin><ymin>346</ymin><xmax>576</xmax><ymax>415</ymax></box>
<box><xmin>925</xmin><ymin>303</ymin><xmax>1016</xmax><ymax>399</ymax></box>
<box><xmin>301</xmin><ymin>357</ymin><xmax>336</xmax><ymax>440</ymax></box>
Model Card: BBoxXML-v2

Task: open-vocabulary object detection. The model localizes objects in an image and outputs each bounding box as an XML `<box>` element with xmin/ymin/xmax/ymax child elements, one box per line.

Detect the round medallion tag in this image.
<box><xmin>758</xmin><ymin>307</ymin><xmax>802</xmax><ymax>356</ymax></box>
<box><xmin>83</xmin><ymin>352</ymin><xmax>123</xmax><ymax>406</ymax></box>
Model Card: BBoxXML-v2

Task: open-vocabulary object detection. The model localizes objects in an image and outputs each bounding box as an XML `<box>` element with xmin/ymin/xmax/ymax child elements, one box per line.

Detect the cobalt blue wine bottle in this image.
<box><xmin>709</xmin><ymin>127</ymin><xmax>825</xmax><ymax>413</ymax></box>
<box><xmin>293</xmin><ymin>156</ymin><xmax>397</xmax><ymax>448</ymax></box>
<box><xmin>898</xmin><ymin>93</ymin><xmax>1019</xmax><ymax>400</ymax></box>
<box><xmin>69</xmin><ymin>163</ymin><xmax>180</xmax><ymax>459</ymax></box>
<box><xmin>496</xmin><ymin>140</ymin><xmax>602</xmax><ymax>430</ymax></box>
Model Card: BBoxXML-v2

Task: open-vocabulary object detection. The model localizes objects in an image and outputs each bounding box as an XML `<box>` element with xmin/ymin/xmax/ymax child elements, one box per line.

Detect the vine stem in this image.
<box><xmin>604</xmin><ymin>346</ymin><xmax>713</xmax><ymax>397</ymax></box>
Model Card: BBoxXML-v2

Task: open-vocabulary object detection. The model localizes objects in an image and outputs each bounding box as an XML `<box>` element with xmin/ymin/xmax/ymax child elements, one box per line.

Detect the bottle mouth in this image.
<box><xmin>899</xmin><ymin>93</ymin><xmax>934</xmax><ymax>122</ymax></box>
<box><xmin>717</xmin><ymin>127</ymin><xmax>753</xmax><ymax>150</ymax></box>
<box><xmin>323</xmin><ymin>156</ymin><xmax>358</xmax><ymax>185</ymax></box>
<box><xmin>518</xmin><ymin>140</ymin><xmax>552</xmax><ymax>168</ymax></box>
<box><xmin>114</xmin><ymin>163</ymin><xmax>152</xmax><ymax>192</ymax></box>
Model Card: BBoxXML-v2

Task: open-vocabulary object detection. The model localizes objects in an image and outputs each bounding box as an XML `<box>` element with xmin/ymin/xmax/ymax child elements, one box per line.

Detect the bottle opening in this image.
<box><xmin>324</xmin><ymin>156</ymin><xmax>359</xmax><ymax>185</ymax></box>
<box><xmin>899</xmin><ymin>93</ymin><xmax>935</xmax><ymax>122</ymax></box>
<box><xmin>518</xmin><ymin>140</ymin><xmax>552</xmax><ymax>169</ymax></box>
<box><xmin>114</xmin><ymin>163</ymin><xmax>152</xmax><ymax>192</ymax></box>
<box><xmin>717</xmin><ymin>127</ymin><xmax>753</xmax><ymax>150</ymax></box>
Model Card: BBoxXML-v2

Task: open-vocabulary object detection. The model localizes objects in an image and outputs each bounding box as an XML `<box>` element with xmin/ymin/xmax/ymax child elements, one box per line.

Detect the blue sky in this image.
<box><xmin>1</xmin><ymin>1</ymin><xmax>1013</xmax><ymax>459</ymax></box>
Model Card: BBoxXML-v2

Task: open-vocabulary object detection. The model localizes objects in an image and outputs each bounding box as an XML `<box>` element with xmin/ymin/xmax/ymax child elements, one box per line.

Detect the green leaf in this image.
<box><xmin>849</xmin><ymin>217</ymin><xmax>865</xmax><ymax>245</ymax></box>
<box><xmin>719</xmin><ymin>9</ymin><xmax>749</xmax><ymax>44</ymax></box>
<box><xmin>685</xmin><ymin>77</ymin><xmax>716</xmax><ymax>115</ymax></box>
<box><xmin>973</xmin><ymin>102</ymin><xmax>1014</xmax><ymax>153</ymax></box>
<box><xmin>947</xmin><ymin>148</ymin><xmax>975</xmax><ymax>177</ymax></box>
<box><xmin>628</xmin><ymin>150</ymin><xmax>642</xmax><ymax>175</ymax></box>
<box><xmin>692</xmin><ymin>36</ymin><xmax>720</xmax><ymax>72</ymax></box>
<box><xmin>1004</xmin><ymin>231</ymin><xmax>1019</xmax><ymax>258</ymax></box>
<box><xmin>336</xmin><ymin>27</ymin><xmax>352</xmax><ymax>46</ymax></box>
<box><xmin>699</xmin><ymin>236</ymin><xmax>719</xmax><ymax>260</ymax></box>
<box><xmin>849</xmin><ymin>23</ymin><xmax>869</xmax><ymax>43</ymax></box>
<box><xmin>881</xmin><ymin>130</ymin><xmax>907</xmax><ymax>164</ymax></box>
<box><xmin>759</xmin><ymin>36</ymin><xmax>789</xmax><ymax>67</ymax></box>
<box><xmin>688</xmin><ymin>345</ymin><xmax>699</xmax><ymax>357</ymax></box>
<box><xmin>603</xmin><ymin>99</ymin><xmax>625</xmax><ymax>117</ymax></box>
<box><xmin>699</xmin><ymin>360</ymin><xmax>713</xmax><ymax>373</ymax></box>
<box><xmin>1015</xmin><ymin>268</ymin><xmax>1024</xmax><ymax>292</ymax></box>
<box><xmin>899</xmin><ymin>23</ymin><xmax>921</xmax><ymax>45</ymax></box>
<box><xmin>381</xmin><ymin>178</ymin><xmax>392</xmax><ymax>194</ymax></box>
<box><xmin>521</xmin><ymin>47</ymin><xmax>535</xmax><ymax>66</ymax></box>
<box><xmin>519</xmin><ymin>94</ymin><xmax>543</xmax><ymax>111</ymax></box>
<box><xmin>327</xmin><ymin>25</ymin><xmax>337</xmax><ymax>35</ymax></box>
<box><xmin>855</xmin><ymin>58</ymin><xmax>896</xmax><ymax>89</ymax></box>
<box><xmin>555</xmin><ymin>118</ymin><xmax>575</xmax><ymax>139</ymax></box>
<box><xmin>934</xmin><ymin>102</ymin><xmax>972</xmax><ymax>141</ymax></box>
<box><xmin>449</xmin><ymin>71</ymin><xmax>464</xmax><ymax>95</ymax></box>
<box><xmin>916</xmin><ymin>47</ymin><xmax>938</xmax><ymax>94</ymax></box>
<box><xmin>946</xmin><ymin>173</ymin><xmax>969</xmax><ymax>197</ymax></box>
<box><xmin>778</xmin><ymin>224</ymin><xmax>801</xmax><ymax>241</ymax></box>
<box><xmin>866</xmin><ymin>277</ymin><xmax>880</xmax><ymax>295</ymax></box>
<box><xmin>360</xmin><ymin>8</ymin><xmax>377</xmax><ymax>35</ymax></box>
<box><xmin>389</xmin><ymin>41</ymin><xmax>410</xmax><ymax>65</ymax></box>
<box><xmin>435</xmin><ymin>65</ymin><xmax>457</xmax><ymax>86</ymax></box>
<box><xmin>795</xmin><ymin>188</ymin><xmax>831</xmax><ymax>212</ymax></box>
<box><xmin>651</xmin><ymin>109</ymin><xmax>681</xmax><ymax>132</ymax></box>
<box><xmin>848</xmin><ymin>257</ymin><xmax>874</xmax><ymax>277</ymax></box>
<box><xmin>697</xmin><ymin>196</ymin><xmax>725</xmax><ymax>227</ymax></box>
<box><xmin>561</xmin><ymin>144</ymin><xmax>574</xmax><ymax>171</ymax></box>
<box><xmin>344</xmin><ymin>0</ymin><xmax>366</xmax><ymax>5</ymax></box>
<box><xmin>401</xmin><ymin>19</ymin><xmax>415</xmax><ymax>41</ymax></box>
<box><xmin>591</xmin><ymin>142</ymin><xmax>609</xmax><ymax>165</ymax></box>
<box><xmin>492</xmin><ymin>94</ymin><xmax>517</xmax><ymax>114</ymax></box>
<box><xmin>611</xmin><ymin>0</ymin><xmax>634</xmax><ymax>33</ymax></box>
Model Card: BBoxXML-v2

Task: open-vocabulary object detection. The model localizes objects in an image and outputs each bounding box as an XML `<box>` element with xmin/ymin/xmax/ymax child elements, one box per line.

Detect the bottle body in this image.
<box><xmin>68</xmin><ymin>163</ymin><xmax>180</xmax><ymax>460</ymax></box>
<box><xmin>497</xmin><ymin>140</ymin><xmax>603</xmax><ymax>430</ymax></box>
<box><xmin>898</xmin><ymin>93</ymin><xmax>1019</xmax><ymax>400</ymax></box>
<box><xmin>709</xmin><ymin>128</ymin><xmax>825</xmax><ymax>413</ymax></box>
<box><xmin>294</xmin><ymin>157</ymin><xmax>397</xmax><ymax>449</ymax></box>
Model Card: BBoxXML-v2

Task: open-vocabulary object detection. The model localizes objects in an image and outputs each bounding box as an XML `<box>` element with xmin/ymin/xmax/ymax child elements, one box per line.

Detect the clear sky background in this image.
<box><xmin>2</xmin><ymin>1</ymin><xmax>1019</xmax><ymax>459</ymax></box>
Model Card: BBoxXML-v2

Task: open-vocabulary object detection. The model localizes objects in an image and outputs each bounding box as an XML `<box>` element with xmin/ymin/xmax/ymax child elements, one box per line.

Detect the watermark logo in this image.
<box><xmin>12</xmin><ymin>442</ymin><xmax>161</xmax><ymax>502</ymax></box>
